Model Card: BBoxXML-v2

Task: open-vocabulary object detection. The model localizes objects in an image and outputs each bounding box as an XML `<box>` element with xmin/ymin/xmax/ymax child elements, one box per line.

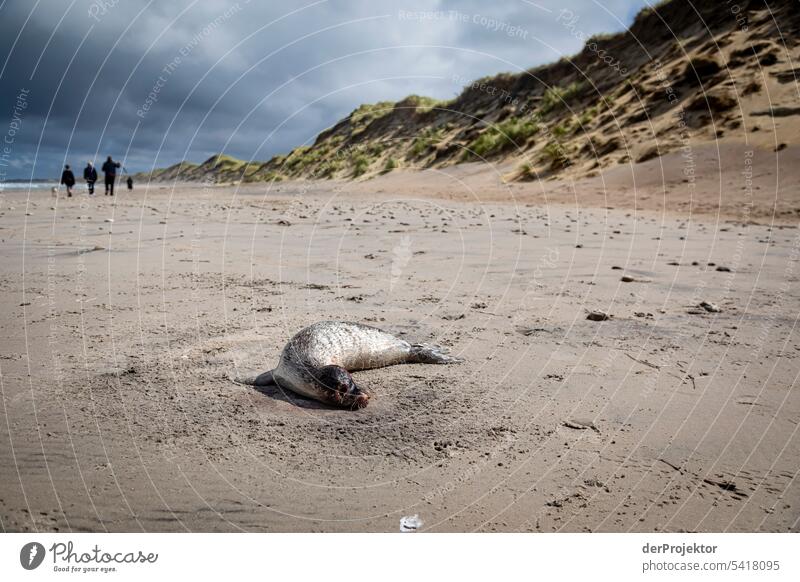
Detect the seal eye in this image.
<box><xmin>344</xmin><ymin>376</ymin><xmax>359</xmax><ymax>394</ymax></box>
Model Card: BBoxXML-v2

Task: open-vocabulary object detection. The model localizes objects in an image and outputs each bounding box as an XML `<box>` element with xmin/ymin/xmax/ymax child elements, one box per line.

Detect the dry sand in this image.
<box><xmin>1</xmin><ymin>144</ymin><xmax>799</xmax><ymax>532</ymax></box>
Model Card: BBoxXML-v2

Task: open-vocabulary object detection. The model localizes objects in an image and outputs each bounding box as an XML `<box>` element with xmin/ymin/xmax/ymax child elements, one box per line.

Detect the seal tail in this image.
<box><xmin>408</xmin><ymin>343</ymin><xmax>463</xmax><ymax>365</ymax></box>
<box><xmin>231</xmin><ymin>370</ymin><xmax>276</xmax><ymax>386</ymax></box>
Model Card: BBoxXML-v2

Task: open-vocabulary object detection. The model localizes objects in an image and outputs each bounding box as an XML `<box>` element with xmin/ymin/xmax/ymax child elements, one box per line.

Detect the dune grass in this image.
<box><xmin>352</xmin><ymin>154</ymin><xmax>371</xmax><ymax>177</ymax></box>
<box><xmin>542</xmin><ymin>140</ymin><xmax>571</xmax><ymax>169</ymax></box>
<box><xmin>382</xmin><ymin>157</ymin><xmax>398</xmax><ymax>173</ymax></box>
<box><xmin>465</xmin><ymin>116</ymin><xmax>539</xmax><ymax>159</ymax></box>
<box><xmin>410</xmin><ymin>127</ymin><xmax>446</xmax><ymax>157</ymax></box>
<box><xmin>539</xmin><ymin>82</ymin><xmax>583</xmax><ymax>116</ymax></box>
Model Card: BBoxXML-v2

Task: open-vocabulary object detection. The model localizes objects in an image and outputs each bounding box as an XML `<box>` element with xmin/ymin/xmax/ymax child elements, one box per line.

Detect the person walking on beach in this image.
<box><xmin>60</xmin><ymin>164</ymin><xmax>75</xmax><ymax>197</ymax></box>
<box><xmin>126</xmin><ymin>175</ymin><xmax>133</xmax><ymax>191</ymax></box>
<box><xmin>102</xmin><ymin>155</ymin><xmax>121</xmax><ymax>196</ymax></box>
<box><xmin>83</xmin><ymin>161</ymin><xmax>97</xmax><ymax>195</ymax></box>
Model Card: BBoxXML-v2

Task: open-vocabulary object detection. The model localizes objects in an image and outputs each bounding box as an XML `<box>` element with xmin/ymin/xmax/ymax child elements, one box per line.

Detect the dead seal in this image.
<box><xmin>236</xmin><ymin>321</ymin><xmax>462</xmax><ymax>409</ymax></box>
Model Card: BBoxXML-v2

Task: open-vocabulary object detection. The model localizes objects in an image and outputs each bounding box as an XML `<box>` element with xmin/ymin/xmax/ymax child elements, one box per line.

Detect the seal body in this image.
<box><xmin>254</xmin><ymin>321</ymin><xmax>461</xmax><ymax>409</ymax></box>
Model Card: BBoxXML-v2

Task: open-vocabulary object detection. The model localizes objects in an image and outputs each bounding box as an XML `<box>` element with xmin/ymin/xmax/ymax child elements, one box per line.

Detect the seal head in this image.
<box><xmin>315</xmin><ymin>365</ymin><xmax>369</xmax><ymax>409</ymax></box>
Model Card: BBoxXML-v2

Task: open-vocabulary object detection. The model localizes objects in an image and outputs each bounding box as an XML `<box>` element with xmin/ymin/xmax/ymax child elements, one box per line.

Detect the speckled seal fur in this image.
<box><xmin>241</xmin><ymin>321</ymin><xmax>462</xmax><ymax>409</ymax></box>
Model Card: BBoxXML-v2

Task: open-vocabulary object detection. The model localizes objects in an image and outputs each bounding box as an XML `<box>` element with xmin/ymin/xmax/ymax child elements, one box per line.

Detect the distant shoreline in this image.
<box><xmin>1</xmin><ymin>180</ymin><xmax>59</xmax><ymax>190</ymax></box>
<box><xmin>2</xmin><ymin>178</ymin><xmax>59</xmax><ymax>183</ymax></box>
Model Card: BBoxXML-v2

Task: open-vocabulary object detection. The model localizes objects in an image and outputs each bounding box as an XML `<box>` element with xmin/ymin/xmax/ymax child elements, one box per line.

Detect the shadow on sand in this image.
<box><xmin>249</xmin><ymin>382</ymin><xmax>334</xmax><ymax>410</ymax></box>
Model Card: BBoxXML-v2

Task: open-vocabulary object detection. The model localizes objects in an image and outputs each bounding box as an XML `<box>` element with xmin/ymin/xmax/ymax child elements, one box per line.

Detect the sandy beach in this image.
<box><xmin>1</xmin><ymin>141</ymin><xmax>798</xmax><ymax>533</ymax></box>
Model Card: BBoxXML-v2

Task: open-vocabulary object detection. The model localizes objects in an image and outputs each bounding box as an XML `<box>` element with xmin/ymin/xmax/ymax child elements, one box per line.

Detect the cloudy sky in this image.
<box><xmin>0</xmin><ymin>0</ymin><xmax>650</xmax><ymax>179</ymax></box>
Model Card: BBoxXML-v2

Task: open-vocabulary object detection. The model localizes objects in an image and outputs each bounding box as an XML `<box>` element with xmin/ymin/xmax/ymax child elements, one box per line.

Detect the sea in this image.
<box><xmin>0</xmin><ymin>180</ymin><xmax>61</xmax><ymax>192</ymax></box>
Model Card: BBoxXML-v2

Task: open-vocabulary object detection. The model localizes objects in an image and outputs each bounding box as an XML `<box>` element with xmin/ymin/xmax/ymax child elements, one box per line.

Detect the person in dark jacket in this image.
<box><xmin>101</xmin><ymin>156</ymin><xmax>121</xmax><ymax>196</ymax></box>
<box><xmin>60</xmin><ymin>164</ymin><xmax>75</xmax><ymax>197</ymax></box>
<box><xmin>83</xmin><ymin>161</ymin><xmax>97</xmax><ymax>195</ymax></box>
<box><xmin>126</xmin><ymin>176</ymin><xmax>133</xmax><ymax>190</ymax></box>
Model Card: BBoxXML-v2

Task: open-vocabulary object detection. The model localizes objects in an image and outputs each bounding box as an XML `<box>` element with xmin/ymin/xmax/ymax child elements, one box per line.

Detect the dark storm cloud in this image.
<box><xmin>0</xmin><ymin>0</ymin><xmax>648</xmax><ymax>179</ymax></box>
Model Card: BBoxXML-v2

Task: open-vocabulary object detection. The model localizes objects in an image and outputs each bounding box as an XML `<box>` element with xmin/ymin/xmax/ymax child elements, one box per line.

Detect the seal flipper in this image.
<box><xmin>253</xmin><ymin>370</ymin><xmax>276</xmax><ymax>386</ymax></box>
<box><xmin>231</xmin><ymin>370</ymin><xmax>276</xmax><ymax>386</ymax></box>
<box><xmin>408</xmin><ymin>343</ymin><xmax>463</xmax><ymax>364</ymax></box>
